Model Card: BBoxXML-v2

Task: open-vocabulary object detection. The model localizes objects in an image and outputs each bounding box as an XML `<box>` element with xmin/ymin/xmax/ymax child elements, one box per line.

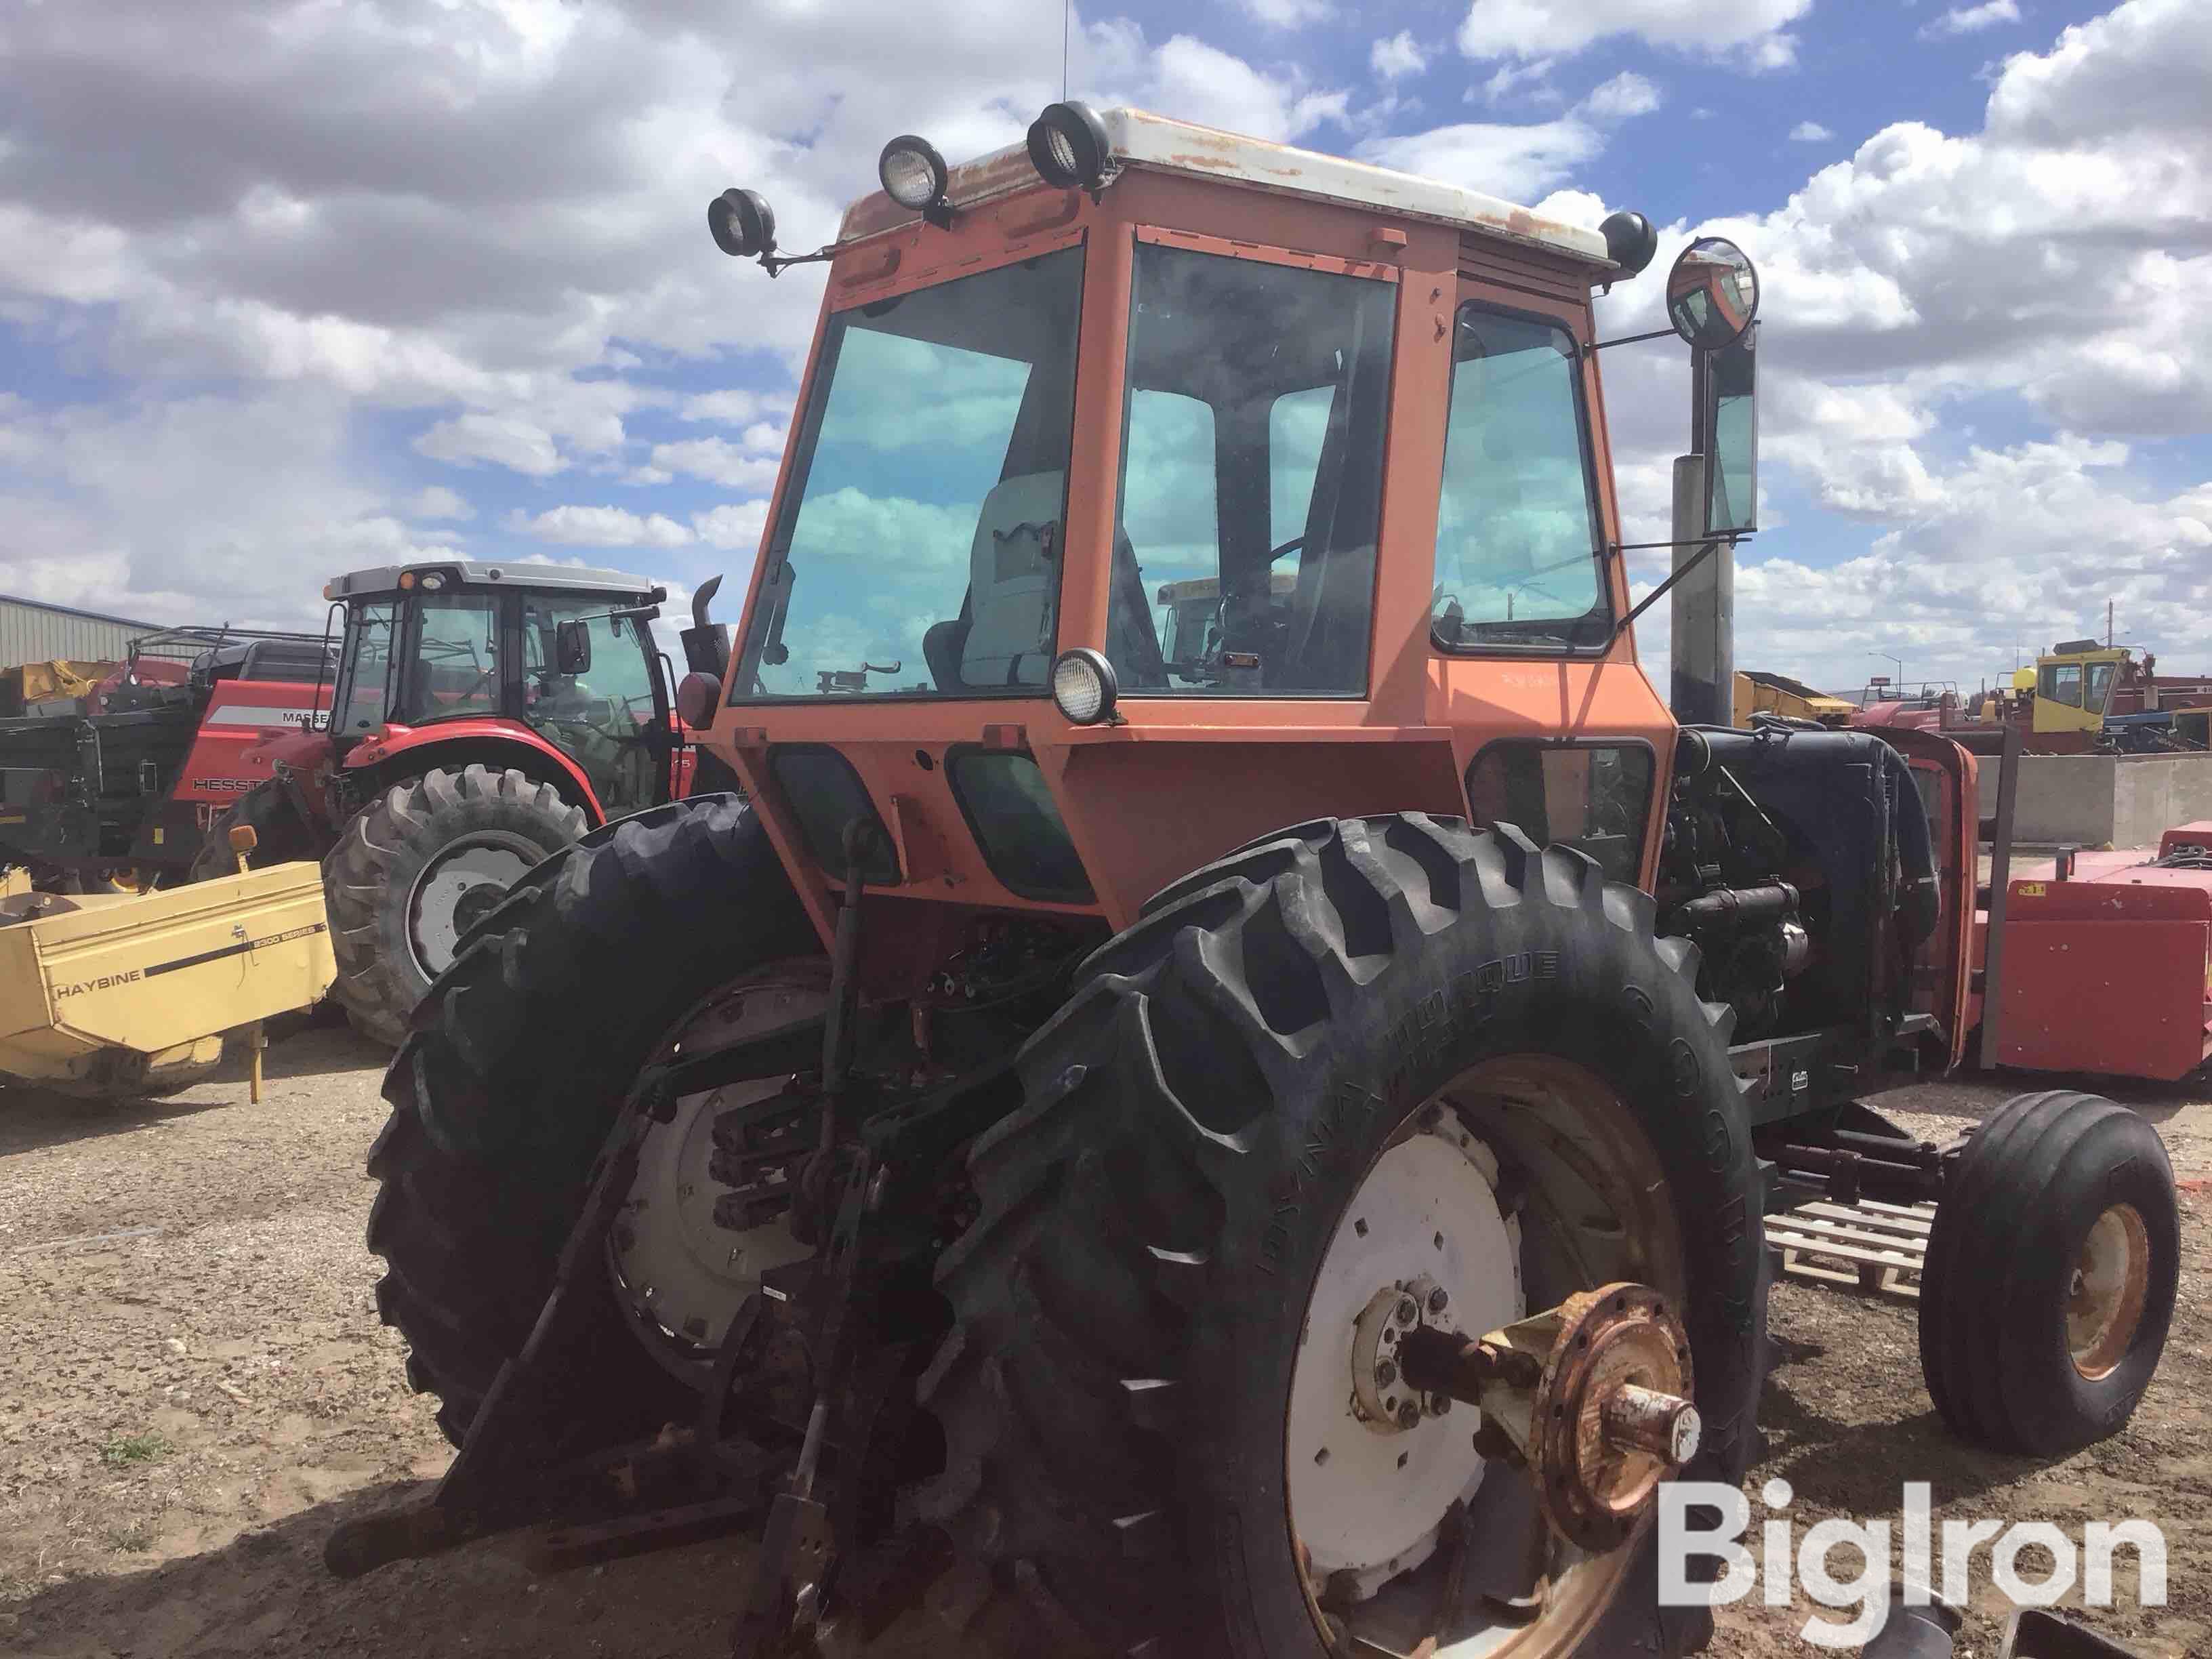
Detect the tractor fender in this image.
<box><xmin>342</xmin><ymin>722</ymin><xmax>607</xmax><ymax>824</ymax></box>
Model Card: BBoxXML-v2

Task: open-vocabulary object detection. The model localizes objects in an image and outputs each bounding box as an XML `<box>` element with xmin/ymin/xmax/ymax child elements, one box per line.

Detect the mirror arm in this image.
<box><xmin>1582</xmin><ymin>327</ymin><xmax>1680</xmax><ymax>356</ymax></box>
<box><xmin>760</xmin><ymin>245</ymin><xmax>836</xmax><ymax>279</ymax></box>
<box><xmin>1607</xmin><ymin>535</ymin><xmax>1744</xmax><ymax>643</ymax></box>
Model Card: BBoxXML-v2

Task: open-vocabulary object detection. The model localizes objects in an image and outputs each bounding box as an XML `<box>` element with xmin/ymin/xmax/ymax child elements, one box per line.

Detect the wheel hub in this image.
<box><xmin>407</xmin><ymin>833</ymin><xmax>538</xmax><ymax>977</ymax></box>
<box><xmin>609</xmin><ymin>969</ymin><xmax>825</xmax><ymax>1372</ymax></box>
<box><xmin>1285</xmin><ymin>1107</ymin><xmax>1522</xmax><ymax>1598</ymax></box>
<box><xmin>2068</xmin><ymin>1202</ymin><xmax>2150</xmax><ymax>1380</ymax></box>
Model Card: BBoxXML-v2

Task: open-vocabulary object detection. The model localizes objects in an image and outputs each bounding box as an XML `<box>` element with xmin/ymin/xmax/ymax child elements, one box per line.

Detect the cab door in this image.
<box><xmin>516</xmin><ymin>595</ymin><xmax>670</xmax><ymax>817</ymax></box>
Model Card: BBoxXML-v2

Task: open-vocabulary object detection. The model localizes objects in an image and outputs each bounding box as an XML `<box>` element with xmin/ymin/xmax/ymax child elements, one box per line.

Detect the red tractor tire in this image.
<box><xmin>325</xmin><ymin>764</ymin><xmax>586</xmax><ymax>1046</ymax></box>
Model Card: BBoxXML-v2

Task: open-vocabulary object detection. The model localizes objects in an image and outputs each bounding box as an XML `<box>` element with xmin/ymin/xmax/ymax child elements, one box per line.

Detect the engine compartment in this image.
<box><xmin>1657</xmin><ymin>724</ymin><xmax>1941</xmax><ymax>1042</ymax></box>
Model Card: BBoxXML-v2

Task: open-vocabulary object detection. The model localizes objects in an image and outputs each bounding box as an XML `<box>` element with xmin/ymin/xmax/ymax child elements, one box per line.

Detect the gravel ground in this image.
<box><xmin>1</xmin><ymin>1027</ymin><xmax>2205</xmax><ymax>1658</ymax></box>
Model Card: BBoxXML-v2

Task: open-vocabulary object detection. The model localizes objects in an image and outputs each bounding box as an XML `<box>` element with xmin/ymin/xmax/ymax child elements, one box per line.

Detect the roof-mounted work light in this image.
<box><xmin>1026</xmin><ymin>101</ymin><xmax>1113</xmax><ymax>194</ymax></box>
<box><xmin>878</xmin><ymin>135</ymin><xmax>954</xmax><ymax>227</ymax></box>
<box><xmin>708</xmin><ymin>188</ymin><xmax>777</xmax><ymax>260</ymax></box>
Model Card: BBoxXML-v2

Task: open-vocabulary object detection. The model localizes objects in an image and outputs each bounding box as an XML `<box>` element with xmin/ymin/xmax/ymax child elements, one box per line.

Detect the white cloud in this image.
<box><xmin>1242</xmin><ymin>0</ymin><xmax>1332</xmax><ymax>26</ymax></box>
<box><xmin>0</xmin><ymin>390</ymin><xmax>457</xmax><ymax>629</ymax></box>
<box><xmin>1582</xmin><ymin>71</ymin><xmax>1661</xmax><ymax>121</ymax></box>
<box><xmin>1788</xmin><ymin>120</ymin><xmax>1835</xmax><ymax>142</ymax></box>
<box><xmin>1475</xmin><ymin>57</ymin><xmax>1562</xmax><ymax>104</ymax></box>
<box><xmin>1370</xmin><ymin>30</ymin><xmax>1429</xmax><ymax>80</ymax></box>
<box><xmin>1362</xmin><ymin>71</ymin><xmax>1662</xmax><ymax>203</ymax></box>
<box><xmin>1599</xmin><ymin>0</ymin><xmax>2212</xmax><ymax>690</ymax></box>
<box><xmin>692</xmin><ymin>501</ymin><xmax>771</xmax><ymax>552</ymax></box>
<box><xmin>649</xmin><ymin>437</ymin><xmax>783</xmax><ymax>492</ymax></box>
<box><xmin>1456</xmin><ymin>0</ymin><xmax>1810</xmax><ymax>66</ymax></box>
<box><xmin>679</xmin><ymin>390</ymin><xmax>792</xmax><ymax>427</ymax></box>
<box><xmin>1921</xmin><ymin>0</ymin><xmax>2022</xmax><ymax>40</ymax></box>
<box><xmin>415</xmin><ymin>413</ymin><xmax>564</xmax><ymax>478</ymax></box>
<box><xmin>510</xmin><ymin>504</ymin><xmax>696</xmax><ymax>550</ymax></box>
<box><xmin>408</xmin><ymin>485</ymin><xmax>474</xmax><ymax>521</ymax></box>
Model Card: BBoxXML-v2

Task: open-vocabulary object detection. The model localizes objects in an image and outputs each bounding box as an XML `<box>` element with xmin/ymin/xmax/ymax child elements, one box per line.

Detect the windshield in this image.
<box><xmin>732</xmin><ymin>245</ymin><xmax>1085</xmax><ymax>700</ymax></box>
<box><xmin>1431</xmin><ymin>307</ymin><xmax>1609</xmax><ymax>651</ymax></box>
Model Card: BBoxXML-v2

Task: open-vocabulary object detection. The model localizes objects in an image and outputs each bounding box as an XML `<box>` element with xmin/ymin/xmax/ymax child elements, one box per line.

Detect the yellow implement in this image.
<box><xmin>1733</xmin><ymin>670</ymin><xmax>1852</xmax><ymax>727</ymax></box>
<box><xmin>0</xmin><ymin>850</ymin><xmax>333</xmax><ymax>1101</ymax></box>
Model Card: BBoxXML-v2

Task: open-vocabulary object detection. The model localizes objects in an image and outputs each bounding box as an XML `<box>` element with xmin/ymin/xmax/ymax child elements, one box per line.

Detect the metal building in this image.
<box><xmin>0</xmin><ymin>593</ymin><xmax>165</xmax><ymax>669</ymax></box>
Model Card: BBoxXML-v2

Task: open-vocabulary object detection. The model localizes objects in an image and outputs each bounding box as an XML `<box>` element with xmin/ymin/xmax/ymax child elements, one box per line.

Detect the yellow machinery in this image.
<box><xmin>0</xmin><ymin>830</ymin><xmax>333</xmax><ymax>1100</ymax></box>
<box><xmin>2026</xmin><ymin>643</ymin><xmax>2130</xmax><ymax>743</ymax></box>
<box><xmin>1733</xmin><ymin>670</ymin><xmax>1852</xmax><ymax>727</ymax></box>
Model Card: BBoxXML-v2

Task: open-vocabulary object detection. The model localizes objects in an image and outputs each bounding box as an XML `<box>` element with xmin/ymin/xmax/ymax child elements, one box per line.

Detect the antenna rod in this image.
<box><xmin>1063</xmin><ymin>0</ymin><xmax>1071</xmax><ymax>100</ymax></box>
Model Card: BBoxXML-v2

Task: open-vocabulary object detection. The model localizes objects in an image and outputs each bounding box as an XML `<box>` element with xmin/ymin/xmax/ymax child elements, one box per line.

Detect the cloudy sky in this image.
<box><xmin>2</xmin><ymin>0</ymin><xmax>2206</xmax><ymax>695</ymax></box>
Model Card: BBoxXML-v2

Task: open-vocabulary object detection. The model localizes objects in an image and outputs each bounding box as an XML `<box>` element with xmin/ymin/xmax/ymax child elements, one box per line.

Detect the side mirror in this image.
<box><xmin>1666</xmin><ymin>236</ymin><xmax>1759</xmax><ymax>350</ymax></box>
<box><xmin>554</xmin><ymin>619</ymin><xmax>592</xmax><ymax>675</ymax></box>
<box><xmin>1699</xmin><ymin>325</ymin><xmax>1759</xmax><ymax>538</ymax></box>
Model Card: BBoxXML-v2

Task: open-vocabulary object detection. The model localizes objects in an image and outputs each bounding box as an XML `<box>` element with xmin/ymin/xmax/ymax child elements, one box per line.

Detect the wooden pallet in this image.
<box><xmin>1763</xmin><ymin>1197</ymin><xmax>1934</xmax><ymax>1300</ymax></box>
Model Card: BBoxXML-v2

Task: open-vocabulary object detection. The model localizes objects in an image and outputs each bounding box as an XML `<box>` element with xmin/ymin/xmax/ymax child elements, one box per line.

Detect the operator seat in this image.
<box><xmin>959</xmin><ymin>471</ymin><xmax>1065</xmax><ymax>688</ymax></box>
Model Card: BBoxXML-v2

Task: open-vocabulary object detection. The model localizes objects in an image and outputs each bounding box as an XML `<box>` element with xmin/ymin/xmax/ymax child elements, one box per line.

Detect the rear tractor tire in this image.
<box><xmin>1919</xmin><ymin>1089</ymin><xmax>2178</xmax><ymax>1455</ymax></box>
<box><xmin>366</xmin><ymin>794</ymin><xmax>814</xmax><ymax>1447</ymax></box>
<box><xmin>325</xmin><ymin>764</ymin><xmax>586</xmax><ymax>1046</ymax></box>
<box><xmin>922</xmin><ymin>815</ymin><xmax>1771</xmax><ymax>1659</ymax></box>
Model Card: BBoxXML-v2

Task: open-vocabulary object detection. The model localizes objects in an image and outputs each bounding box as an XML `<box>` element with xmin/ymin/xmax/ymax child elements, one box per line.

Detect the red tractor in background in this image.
<box><xmin>192</xmin><ymin>560</ymin><xmax>735</xmax><ymax>1042</ymax></box>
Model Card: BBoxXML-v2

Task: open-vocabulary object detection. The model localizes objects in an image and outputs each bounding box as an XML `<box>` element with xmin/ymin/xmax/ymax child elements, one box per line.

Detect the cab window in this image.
<box><xmin>396</xmin><ymin>594</ymin><xmax>500</xmax><ymax>724</ymax></box>
<box><xmin>733</xmin><ymin>246</ymin><xmax>1086</xmax><ymax>699</ymax></box>
<box><xmin>1105</xmin><ymin>240</ymin><xmax>1397</xmax><ymax>697</ymax></box>
<box><xmin>2083</xmin><ymin>660</ymin><xmax>2116</xmax><ymax>715</ymax></box>
<box><xmin>2039</xmin><ymin>663</ymin><xmax>2084</xmax><ymax>709</ymax></box>
<box><xmin>334</xmin><ymin>602</ymin><xmax>398</xmax><ymax>735</ymax></box>
<box><xmin>523</xmin><ymin>597</ymin><xmax>661</xmax><ymax>815</ymax></box>
<box><xmin>1432</xmin><ymin>306</ymin><xmax>1609</xmax><ymax>652</ymax></box>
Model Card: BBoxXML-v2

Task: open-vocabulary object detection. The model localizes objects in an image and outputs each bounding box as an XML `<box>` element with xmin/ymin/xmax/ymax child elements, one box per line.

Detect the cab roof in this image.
<box><xmin>325</xmin><ymin>561</ymin><xmax>661</xmax><ymax>603</ymax></box>
<box><xmin>837</xmin><ymin>106</ymin><xmax>1612</xmax><ymax>270</ymax></box>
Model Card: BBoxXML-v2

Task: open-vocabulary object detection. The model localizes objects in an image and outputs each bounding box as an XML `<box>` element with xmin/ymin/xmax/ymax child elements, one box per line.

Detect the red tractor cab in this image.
<box><xmin>204</xmin><ymin>559</ymin><xmax>729</xmax><ymax>1042</ymax></box>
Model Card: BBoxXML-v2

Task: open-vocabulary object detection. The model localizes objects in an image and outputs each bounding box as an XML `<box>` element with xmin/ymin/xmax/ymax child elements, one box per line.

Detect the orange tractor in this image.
<box><xmin>335</xmin><ymin>109</ymin><xmax>2179</xmax><ymax>1658</ymax></box>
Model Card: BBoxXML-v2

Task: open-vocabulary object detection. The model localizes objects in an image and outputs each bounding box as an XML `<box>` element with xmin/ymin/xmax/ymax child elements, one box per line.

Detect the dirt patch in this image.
<box><xmin>3</xmin><ymin>1034</ymin><xmax>2205</xmax><ymax>1656</ymax></box>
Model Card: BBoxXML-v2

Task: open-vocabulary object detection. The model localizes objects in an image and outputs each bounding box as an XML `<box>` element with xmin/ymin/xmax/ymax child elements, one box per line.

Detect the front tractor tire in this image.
<box><xmin>325</xmin><ymin>764</ymin><xmax>587</xmax><ymax>1046</ymax></box>
<box><xmin>1919</xmin><ymin>1089</ymin><xmax>2179</xmax><ymax>1456</ymax></box>
<box><xmin>923</xmin><ymin>817</ymin><xmax>1770</xmax><ymax>1658</ymax></box>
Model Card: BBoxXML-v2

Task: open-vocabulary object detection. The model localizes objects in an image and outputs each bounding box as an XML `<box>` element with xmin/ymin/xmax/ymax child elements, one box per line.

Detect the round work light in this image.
<box><xmin>878</xmin><ymin>136</ymin><xmax>949</xmax><ymax>212</ymax></box>
<box><xmin>1050</xmin><ymin>648</ymin><xmax>1120</xmax><ymax>726</ymax></box>
<box><xmin>708</xmin><ymin>188</ymin><xmax>777</xmax><ymax>260</ymax></box>
<box><xmin>1025</xmin><ymin>101</ymin><xmax>1111</xmax><ymax>192</ymax></box>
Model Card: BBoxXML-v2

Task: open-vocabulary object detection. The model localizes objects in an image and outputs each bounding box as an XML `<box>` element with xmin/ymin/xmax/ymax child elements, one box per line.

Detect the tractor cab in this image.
<box><xmin>703</xmin><ymin>106</ymin><xmax>1764</xmax><ymax>939</ymax></box>
<box><xmin>321</xmin><ymin>561</ymin><xmax>674</xmax><ymax>819</ymax></box>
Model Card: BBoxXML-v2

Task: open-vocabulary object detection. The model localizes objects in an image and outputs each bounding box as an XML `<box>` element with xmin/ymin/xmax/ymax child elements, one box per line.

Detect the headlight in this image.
<box><xmin>1025</xmin><ymin>101</ymin><xmax>1111</xmax><ymax>192</ymax></box>
<box><xmin>1050</xmin><ymin>649</ymin><xmax>1119</xmax><ymax>725</ymax></box>
<box><xmin>708</xmin><ymin>188</ymin><xmax>777</xmax><ymax>260</ymax></box>
<box><xmin>878</xmin><ymin>135</ymin><xmax>949</xmax><ymax>213</ymax></box>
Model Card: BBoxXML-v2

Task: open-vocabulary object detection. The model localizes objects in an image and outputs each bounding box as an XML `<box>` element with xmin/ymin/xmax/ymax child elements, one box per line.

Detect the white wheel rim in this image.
<box><xmin>1286</xmin><ymin>1105</ymin><xmax>1523</xmax><ymax>1596</ymax></box>
<box><xmin>609</xmin><ymin>967</ymin><xmax>826</xmax><ymax>1367</ymax></box>
<box><xmin>406</xmin><ymin>833</ymin><xmax>538</xmax><ymax>976</ymax></box>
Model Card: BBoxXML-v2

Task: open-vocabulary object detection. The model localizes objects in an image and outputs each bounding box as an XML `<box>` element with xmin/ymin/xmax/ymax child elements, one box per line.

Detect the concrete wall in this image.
<box><xmin>2009</xmin><ymin>752</ymin><xmax>2212</xmax><ymax>847</ymax></box>
<box><xmin>2115</xmin><ymin>754</ymin><xmax>2212</xmax><ymax>847</ymax></box>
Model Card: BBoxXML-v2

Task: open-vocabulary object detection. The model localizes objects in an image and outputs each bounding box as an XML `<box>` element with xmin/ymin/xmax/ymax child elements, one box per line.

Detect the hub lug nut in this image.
<box><xmin>1395</xmin><ymin>1296</ymin><xmax>1419</xmax><ymax>1326</ymax></box>
<box><xmin>1427</xmin><ymin>1288</ymin><xmax>1449</xmax><ymax>1315</ymax></box>
<box><xmin>1374</xmin><ymin>1359</ymin><xmax>1397</xmax><ymax>1389</ymax></box>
